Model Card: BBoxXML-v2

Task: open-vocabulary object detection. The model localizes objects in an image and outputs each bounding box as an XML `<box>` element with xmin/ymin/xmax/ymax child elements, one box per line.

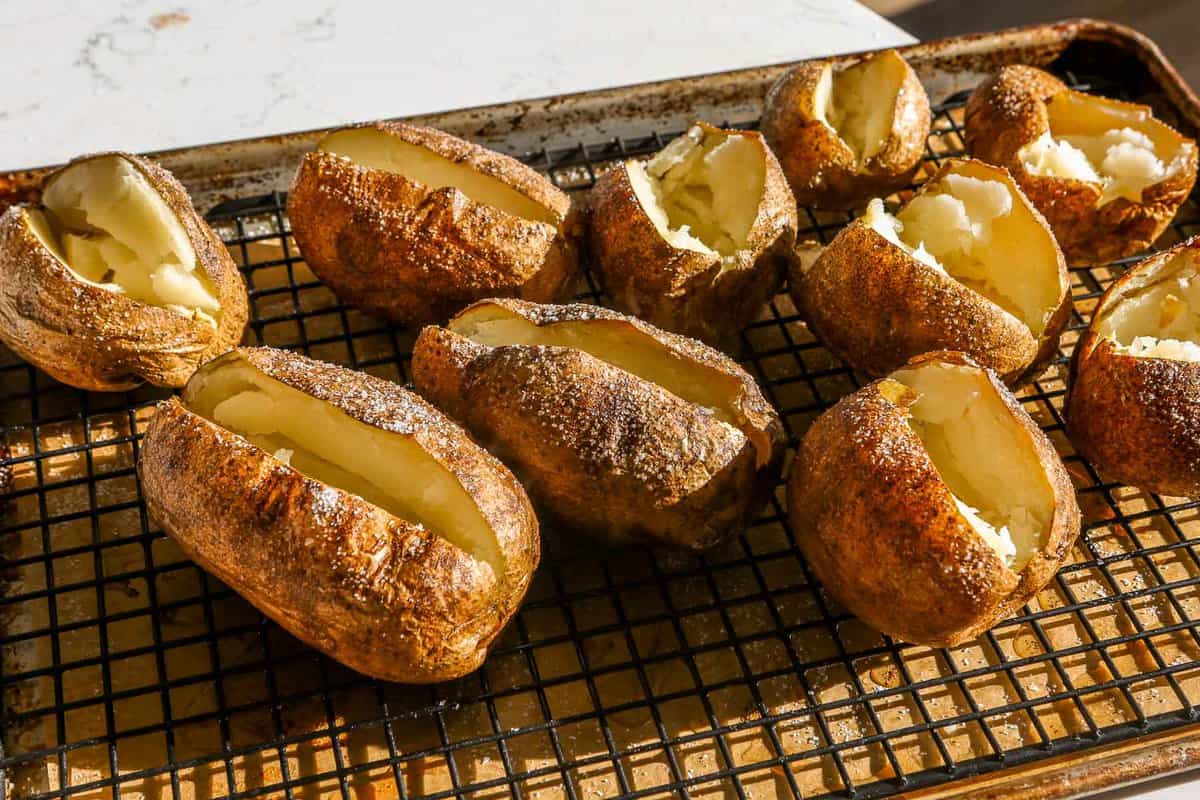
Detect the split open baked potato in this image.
<box><xmin>0</xmin><ymin>153</ymin><xmax>248</xmax><ymax>391</ymax></box>
<box><xmin>966</xmin><ymin>65</ymin><xmax>1198</xmax><ymax>263</ymax></box>
<box><xmin>1069</xmin><ymin>236</ymin><xmax>1200</xmax><ymax>496</ymax></box>
<box><xmin>789</xmin><ymin>353</ymin><xmax>1081</xmax><ymax>647</ymax></box>
<box><xmin>793</xmin><ymin>158</ymin><xmax>1070</xmax><ymax>385</ymax></box>
<box><xmin>588</xmin><ymin>122</ymin><xmax>798</xmax><ymax>345</ymax></box>
<box><xmin>139</xmin><ymin>347</ymin><xmax>540</xmax><ymax>683</ymax></box>
<box><xmin>761</xmin><ymin>49</ymin><xmax>931</xmax><ymax>209</ymax></box>
<box><xmin>288</xmin><ymin>122</ymin><xmax>580</xmax><ymax>327</ymax></box>
<box><xmin>411</xmin><ymin>299</ymin><xmax>785</xmax><ymax>549</ymax></box>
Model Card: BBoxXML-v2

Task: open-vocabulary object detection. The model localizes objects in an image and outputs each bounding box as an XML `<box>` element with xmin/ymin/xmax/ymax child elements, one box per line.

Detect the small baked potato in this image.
<box><xmin>761</xmin><ymin>49</ymin><xmax>931</xmax><ymax>209</ymax></box>
<box><xmin>789</xmin><ymin>353</ymin><xmax>1081</xmax><ymax>647</ymax></box>
<box><xmin>0</xmin><ymin>152</ymin><xmax>248</xmax><ymax>391</ymax></box>
<box><xmin>588</xmin><ymin>122</ymin><xmax>798</xmax><ymax>345</ymax></box>
<box><xmin>288</xmin><ymin>122</ymin><xmax>580</xmax><ymax>326</ymax></box>
<box><xmin>1068</xmin><ymin>236</ymin><xmax>1200</xmax><ymax>496</ymax></box>
<box><xmin>139</xmin><ymin>346</ymin><xmax>539</xmax><ymax>683</ymax></box>
<box><xmin>793</xmin><ymin>158</ymin><xmax>1070</xmax><ymax>385</ymax></box>
<box><xmin>411</xmin><ymin>299</ymin><xmax>785</xmax><ymax>549</ymax></box>
<box><xmin>966</xmin><ymin>65</ymin><xmax>1198</xmax><ymax>263</ymax></box>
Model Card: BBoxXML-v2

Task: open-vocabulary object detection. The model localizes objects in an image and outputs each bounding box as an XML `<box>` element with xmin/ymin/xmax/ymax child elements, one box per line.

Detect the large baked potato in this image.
<box><xmin>793</xmin><ymin>158</ymin><xmax>1070</xmax><ymax>385</ymax></box>
<box><xmin>139</xmin><ymin>347</ymin><xmax>539</xmax><ymax>683</ymax></box>
<box><xmin>789</xmin><ymin>353</ymin><xmax>1081</xmax><ymax>647</ymax></box>
<box><xmin>1068</xmin><ymin>236</ymin><xmax>1200</xmax><ymax>496</ymax></box>
<box><xmin>761</xmin><ymin>49</ymin><xmax>931</xmax><ymax>209</ymax></box>
<box><xmin>966</xmin><ymin>65</ymin><xmax>1198</xmax><ymax>263</ymax></box>
<box><xmin>411</xmin><ymin>299</ymin><xmax>785</xmax><ymax>549</ymax></box>
<box><xmin>0</xmin><ymin>153</ymin><xmax>248</xmax><ymax>391</ymax></box>
<box><xmin>288</xmin><ymin>122</ymin><xmax>580</xmax><ymax>327</ymax></box>
<box><xmin>588</xmin><ymin>122</ymin><xmax>798</xmax><ymax>345</ymax></box>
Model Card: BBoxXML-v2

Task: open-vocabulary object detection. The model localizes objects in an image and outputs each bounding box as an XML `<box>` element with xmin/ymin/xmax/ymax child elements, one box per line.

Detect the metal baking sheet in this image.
<box><xmin>4</xmin><ymin>18</ymin><xmax>1200</xmax><ymax>800</ymax></box>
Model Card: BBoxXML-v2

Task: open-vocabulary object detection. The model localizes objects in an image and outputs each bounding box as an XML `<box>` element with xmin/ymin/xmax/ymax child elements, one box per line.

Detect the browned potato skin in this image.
<box><xmin>139</xmin><ymin>347</ymin><xmax>540</xmax><ymax>684</ymax></box>
<box><xmin>789</xmin><ymin>352</ymin><xmax>1081</xmax><ymax>647</ymax></box>
<box><xmin>0</xmin><ymin>153</ymin><xmax>248</xmax><ymax>391</ymax></box>
<box><xmin>1068</xmin><ymin>239</ymin><xmax>1200</xmax><ymax>496</ymax></box>
<box><xmin>287</xmin><ymin>122</ymin><xmax>580</xmax><ymax>327</ymax></box>
<box><xmin>761</xmin><ymin>50</ymin><xmax>931</xmax><ymax>210</ymax></box>
<box><xmin>966</xmin><ymin>65</ymin><xmax>1198</xmax><ymax>264</ymax></box>
<box><xmin>411</xmin><ymin>299</ymin><xmax>786</xmax><ymax>550</ymax></box>
<box><xmin>792</xmin><ymin>159</ymin><xmax>1071</xmax><ymax>387</ymax></box>
<box><xmin>588</xmin><ymin>122</ymin><xmax>798</xmax><ymax>346</ymax></box>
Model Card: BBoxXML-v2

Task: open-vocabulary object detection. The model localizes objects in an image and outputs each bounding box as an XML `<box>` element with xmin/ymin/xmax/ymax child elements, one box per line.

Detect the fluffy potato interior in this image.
<box><xmin>867</xmin><ymin>163</ymin><xmax>1062</xmax><ymax>335</ymax></box>
<box><xmin>183</xmin><ymin>358</ymin><xmax>503</xmax><ymax>572</ymax></box>
<box><xmin>450</xmin><ymin>303</ymin><xmax>772</xmax><ymax>464</ymax></box>
<box><xmin>30</xmin><ymin>156</ymin><xmax>219</xmax><ymax>322</ymax></box>
<box><xmin>816</xmin><ymin>51</ymin><xmax>906</xmax><ymax>163</ymax></box>
<box><xmin>1096</xmin><ymin>248</ymin><xmax>1200</xmax><ymax>361</ymax></box>
<box><xmin>889</xmin><ymin>362</ymin><xmax>1055</xmax><ymax>570</ymax></box>
<box><xmin>318</xmin><ymin>128</ymin><xmax>557</xmax><ymax>225</ymax></box>
<box><xmin>628</xmin><ymin>125</ymin><xmax>765</xmax><ymax>259</ymax></box>
<box><xmin>1019</xmin><ymin>90</ymin><xmax>1195</xmax><ymax>204</ymax></box>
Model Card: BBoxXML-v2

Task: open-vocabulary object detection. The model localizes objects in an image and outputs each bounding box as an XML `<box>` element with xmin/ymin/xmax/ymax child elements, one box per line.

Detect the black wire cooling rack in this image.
<box><xmin>4</xmin><ymin>71</ymin><xmax>1200</xmax><ymax>800</ymax></box>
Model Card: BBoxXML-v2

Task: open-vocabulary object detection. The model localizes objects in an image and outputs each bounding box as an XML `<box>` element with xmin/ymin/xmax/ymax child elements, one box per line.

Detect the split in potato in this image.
<box><xmin>789</xmin><ymin>353</ymin><xmax>1080</xmax><ymax>647</ymax></box>
<box><xmin>0</xmin><ymin>153</ymin><xmax>248</xmax><ymax>390</ymax></box>
<box><xmin>761</xmin><ymin>49</ymin><xmax>931</xmax><ymax>209</ymax></box>
<box><xmin>793</xmin><ymin>157</ymin><xmax>1070</xmax><ymax>385</ymax></box>
<box><xmin>1069</xmin><ymin>236</ymin><xmax>1200</xmax><ymax>496</ymax></box>
<box><xmin>411</xmin><ymin>299</ymin><xmax>785</xmax><ymax>550</ymax></box>
<box><xmin>287</xmin><ymin>122</ymin><xmax>580</xmax><ymax>327</ymax></box>
<box><xmin>588</xmin><ymin>122</ymin><xmax>797</xmax><ymax>345</ymax></box>
<box><xmin>966</xmin><ymin>65</ymin><xmax>1197</xmax><ymax>263</ymax></box>
<box><xmin>139</xmin><ymin>347</ymin><xmax>539</xmax><ymax>683</ymax></box>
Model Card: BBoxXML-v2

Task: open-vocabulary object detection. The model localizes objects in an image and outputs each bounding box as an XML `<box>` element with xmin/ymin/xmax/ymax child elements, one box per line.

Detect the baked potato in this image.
<box><xmin>139</xmin><ymin>346</ymin><xmax>539</xmax><ymax>683</ymax></box>
<box><xmin>288</xmin><ymin>122</ymin><xmax>580</xmax><ymax>327</ymax></box>
<box><xmin>1068</xmin><ymin>236</ymin><xmax>1200</xmax><ymax>496</ymax></box>
<box><xmin>0</xmin><ymin>152</ymin><xmax>248</xmax><ymax>391</ymax></box>
<box><xmin>965</xmin><ymin>65</ymin><xmax>1198</xmax><ymax>264</ymax></box>
<box><xmin>793</xmin><ymin>157</ymin><xmax>1070</xmax><ymax>385</ymax></box>
<box><xmin>761</xmin><ymin>49</ymin><xmax>931</xmax><ymax>209</ymax></box>
<box><xmin>411</xmin><ymin>299</ymin><xmax>785</xmax><ymax>549</ymax></box>
<box><xmin>588</xmin><ymin>122</ymin><xmax>798</xmax><ymax>345</ymax></box>
<box><xmin>789</xmin><ymin>352</ymin><xmax>1081</xmax><ymax>647</ymax></box>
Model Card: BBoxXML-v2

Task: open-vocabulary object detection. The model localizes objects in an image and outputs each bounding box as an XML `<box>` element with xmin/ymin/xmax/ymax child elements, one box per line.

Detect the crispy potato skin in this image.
<box><xmin>791</xmin><ymin>160</ymin><xmax>1071</xmax><ymax>386</ymax></box>
<box><xmin>789</xmin><ymin>352</ymin><xmax>1081</xmax><ymax>646</ymax></box>
<box><xmin>587</xmin><ymin>123</ymin><xmax>798</xmax><ymax>346</ymax></box>
<box><xmin>1068</xmin><ymin>240</ymin><xmax>1200</xmax><ymax>496</ymax></box>
<box><xmin>761</xmin><ymin>50</ymin><xmax>931</xmax><ymax>210</ymax></box>
<box><xmin>287</xmin><ymin>122</ymin><xmax>580</xmax><ymax>327</ymax></box>
<box><xmin>139</xmin><ymin>347</ymin><xmax>539</xmax><ymax>683</ymax></box>
<box><xmin>0</xmin><ymin>153</ymin><xmax>248</xmax><ymax>391</ymax></box>
<box><xmin>966</xmin><ymin>65</ymin><xmax>1198</xmax><ymax>263</ymax></box>
<box><xmin>411</xmin><ymin>299</ymin><xmax>785</xmax><ymax>550</ymax></box>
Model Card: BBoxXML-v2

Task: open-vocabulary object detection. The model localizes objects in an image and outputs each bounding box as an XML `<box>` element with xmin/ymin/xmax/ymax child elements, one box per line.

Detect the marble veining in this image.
<box><xmin>0</xmin><ymin>0</ymin><xmax>912</xmax><ymax>169</ymax></box>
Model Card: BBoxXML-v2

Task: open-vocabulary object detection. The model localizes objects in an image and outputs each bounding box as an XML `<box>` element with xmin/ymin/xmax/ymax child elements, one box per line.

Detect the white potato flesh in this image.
<box><xmin>628</xmin><ymin>125</ymin><xmax>765</xmax><ymax>259</ymax></box>
<box><xmin>1018</xmin><ymin>91</ymin><xmax>1195</xmax><ymax>205</ymax></box>
<box><xmin>1096</xmin><ymin>249</ymin><xmax>1200</xmax><ymax>362</ymax></box>
<box><xmin>32</xmin><ymin>156</ymin><xmax>219</xmax><ymax>321</ymax></box>
<box><xmin>867</xmin><ymin>164</ymin><xmax>1062</xmax><ymax>335</ymax></box>
<box><xmin>318</xmin><ymin>128</ymin><xmax>557</xmax><ymax>225</ymax></box>
<box><xmin>816</xmin><ymin>51</ymin><xmax>906</xmax><ymax>163</ymax></box>
<box><xmin>184</xmin><ymin>359</ymin><xmax>503</xmax><ymax>572</ymax></box>
<box><xmin>450</xmin><ymin>303</ymin><xmax>773</xmax><ymax>464</ymax></box>
<box><xmin>891</xmin><ymin>362</ymin><xmax>1054</xmax><ymax>570</ymax></box>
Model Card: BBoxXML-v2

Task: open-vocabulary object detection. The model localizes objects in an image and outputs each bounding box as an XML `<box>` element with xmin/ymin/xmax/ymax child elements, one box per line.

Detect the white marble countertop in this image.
<box><xmin>0</xmin><ymin>0</ymin><xmax>913</xmax><ymax>170</ymax></box>
<box><xmin>1</xmin><ymin>3</ymin><xmax>1194</xmax><ymax>799</ymax></box>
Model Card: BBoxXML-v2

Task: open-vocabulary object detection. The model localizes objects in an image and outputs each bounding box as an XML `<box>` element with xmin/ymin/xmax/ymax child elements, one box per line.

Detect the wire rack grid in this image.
<box><xmin>4</xmin><ymin>71</ymin><xmax>1200</xmax><ymax>800</ymax></box>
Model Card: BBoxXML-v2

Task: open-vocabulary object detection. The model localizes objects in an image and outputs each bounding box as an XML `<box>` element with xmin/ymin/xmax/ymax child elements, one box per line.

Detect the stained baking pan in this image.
<box><xmin>4</xmin><ymin>17</ymin><xmax>1200</xmax><ymax>800</ymax></box>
